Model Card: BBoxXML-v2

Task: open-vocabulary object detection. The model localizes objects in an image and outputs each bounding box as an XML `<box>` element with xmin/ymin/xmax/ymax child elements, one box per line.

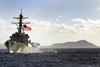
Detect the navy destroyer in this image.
<box><xmin>5</xmin><ymin>10</ymin><xmax>40</xmax><ymax>53</ymax></box>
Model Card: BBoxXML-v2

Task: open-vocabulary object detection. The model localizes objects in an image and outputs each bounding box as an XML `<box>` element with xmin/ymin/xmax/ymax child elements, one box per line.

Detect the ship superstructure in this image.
<box><xmin>5</xmin><ymin>10</ymin><xmax>40</xmax><ymax>53</ymax></box>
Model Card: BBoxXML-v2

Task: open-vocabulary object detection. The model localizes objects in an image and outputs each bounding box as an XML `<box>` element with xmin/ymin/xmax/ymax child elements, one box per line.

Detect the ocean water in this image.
<box><xmin>0</xmin><ymin>48</ymin><xmax>100</xmax><ymax>67</ymax></box>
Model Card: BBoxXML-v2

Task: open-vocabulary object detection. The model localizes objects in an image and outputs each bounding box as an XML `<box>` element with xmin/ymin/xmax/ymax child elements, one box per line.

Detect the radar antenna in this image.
<box><xmin>12</xmin><ymin>9</ymin><xmax>30</xmax><ymax>33</ymax></box>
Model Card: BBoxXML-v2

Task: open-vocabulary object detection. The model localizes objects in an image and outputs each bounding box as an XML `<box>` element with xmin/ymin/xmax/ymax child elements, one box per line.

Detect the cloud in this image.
<box><xmin>55</xmin><ymin>18</ymin><xmax>59</xmax><ymax>21</ymax></box>
<box><xmin>71</xmin><ymin>18</ymin><xmax>86</xmax><ymax>23</ymax></box>
<box><xmin>59</xmin><ymin>16</ymin><xmax>62</xmax><ymax>18</ymax></box>
<box><xmin>97</xmin><ymin>8</ymin><xmax>100</xmax><ymax>9</ymax></box>
<box><xmin>0</xmin><ymin>19</ymin><xmax>6</xmax><ymax>29</ymax></box>
<box><xmin>70</xmin><ymin>18</ymin><xmax>100</xmax><ymax>46</ymax></box>
<box><xmin>25</xmin><ymin>18</ymin><xmax>100</xmax><ymax>35</ymax></box>
<box><xmin>1</xmin><ymin>18</ymin><xmax>100</xmax><ymax>46</ymax></box>
<box><xmin>26</xmin><ymin>18</ymin><xmax>100</xmax><ymax>40</ymax></box>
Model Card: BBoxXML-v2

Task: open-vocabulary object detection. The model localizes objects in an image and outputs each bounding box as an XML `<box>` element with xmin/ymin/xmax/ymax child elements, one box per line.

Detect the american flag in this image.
<box><xmin>23</xmin><ymin>25</ymin><xmax>31</xmax><ymax>31</ymax></box>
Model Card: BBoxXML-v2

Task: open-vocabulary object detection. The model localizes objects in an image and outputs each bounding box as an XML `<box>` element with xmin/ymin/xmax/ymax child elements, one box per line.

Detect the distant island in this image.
<box><xmin>41</xmin><ymin>40</ymin><xmax>99</xmax><ymax>48</ymax></box>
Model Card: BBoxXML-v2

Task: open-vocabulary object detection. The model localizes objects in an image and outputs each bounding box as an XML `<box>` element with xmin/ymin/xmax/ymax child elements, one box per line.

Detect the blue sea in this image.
<box><xmin>0</xmin><ymin>48</ymin><xmax>100</xmax><ymax>67</ymax></box>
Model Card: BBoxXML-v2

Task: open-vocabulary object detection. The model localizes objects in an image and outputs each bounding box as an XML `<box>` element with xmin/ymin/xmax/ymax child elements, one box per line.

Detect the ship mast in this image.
<box><xmin>12</xmin><ymin>9</ymin><xmax>30</xmax><ymax>33</ymax></box>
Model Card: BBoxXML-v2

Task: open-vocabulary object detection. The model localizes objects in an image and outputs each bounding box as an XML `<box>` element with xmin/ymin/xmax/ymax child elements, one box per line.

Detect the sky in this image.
<box><xmin>0</xmin><ymin>0</ymin><xmax>100</xmax><ymax>47</ymax></box>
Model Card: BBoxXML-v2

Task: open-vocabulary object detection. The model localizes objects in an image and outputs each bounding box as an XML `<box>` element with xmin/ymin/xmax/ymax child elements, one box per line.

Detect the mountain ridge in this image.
<box><xmin>41</xmin><ymin>40</ymin><xmax>99</xmax><ymax>48</ymax></box>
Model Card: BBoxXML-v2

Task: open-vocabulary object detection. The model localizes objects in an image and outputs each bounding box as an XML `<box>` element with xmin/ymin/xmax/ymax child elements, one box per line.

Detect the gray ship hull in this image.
<box><xmin>5</xmin><ymin>11</ymin><xmax>41</xmax><ymax>53</ymax></box>
<box><xmin>5</xmin><ymin>41</ymin><xmax>40</xmax><ymax>53</ymax></box>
